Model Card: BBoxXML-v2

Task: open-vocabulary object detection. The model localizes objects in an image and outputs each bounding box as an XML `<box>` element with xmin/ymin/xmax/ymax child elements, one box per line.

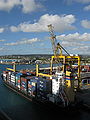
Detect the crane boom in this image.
<box><xmin>48</xmin><ymin>24</ymin><xmax>70</xmax><ymax>56</ymax></box>
<box><xmin>47</xmin><ymin>24</ymin><xmax>57</xmax><ymax>55</ymax></box>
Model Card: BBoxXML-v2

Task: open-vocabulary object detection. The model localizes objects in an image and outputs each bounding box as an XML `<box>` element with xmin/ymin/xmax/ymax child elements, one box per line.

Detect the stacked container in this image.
<box><xmin>7</xmin><ymin>71</ymin><xmax>12</xmax><ymax>83</ymax></box>
<box><xmin>27</xmin><ymin>76</ymin><xmax>37</xmax><ymax>97</ymax></box>
<box><xmin>21</xmin><ymin>77</ymin><xmax>27</xmax><ymax>94</ymax></box>
<box><xmin>3</xmin><ymin>71</ymin><xmax>8</xmax><ymax>81</ymax></box>
<box><xmin>52</xmin><ymin>72</ymin><xmax>65</xmax><ymax>95</ymax></box>
<box><xmin>10</xmin><ymin>72</ymin><xmax>16</xmax><ymax>85</ymax></box>
<box><xmin>16</xmin><ymin>73</ymin><xmax>22</xmax><ymax>89</ymax></box>
<box><xmin>52</xmin><ymin>78</ymin><xmax>59</xmax><ymax>95</ymax></box>
<box><xmin>37</xmin><ymin>78</ymin><xmax>52</xmax><ymax>100</ymax></box>
<box><xmin>20</xmin><ymin>70</ymin><xmax>31</xmax><ymax>76</ymax></box>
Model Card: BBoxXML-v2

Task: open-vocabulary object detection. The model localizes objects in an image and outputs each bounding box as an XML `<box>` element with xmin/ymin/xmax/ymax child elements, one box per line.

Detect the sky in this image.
<box><xmin>0</xmin><ymin>0</ymin><xmax>90</xmax><ymax>55</ymax></box>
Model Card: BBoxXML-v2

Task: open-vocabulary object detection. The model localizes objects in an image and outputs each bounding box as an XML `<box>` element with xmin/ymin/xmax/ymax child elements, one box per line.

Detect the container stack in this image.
<box><xmin>27</xmin><ymin>77</ymin><xmax>37</xmax><ymax>97</ymax></box>
<box><xmin>20</xmin><ymin>70</ymin><xmax>31</xmax><ymax>76</ymax></box>
<box><xmin>16</xmin><ymin>73</ymin><xmax>22</xmax><ymax>89</ymax></box>
<box><xmin>37</xmin><ymin>78</ymin><xmax>52</xmax><ymax>100</ymax></box>
<box><xmin>28</xmin><ymin>80</ymin><xmax>37</xmax><ymax>97</ymax></box>
<box><xmin>21</xmin><ymin>77</ymin><xmax>27</xmax><ymax>94</ymax></box>
<box><xmin>7</xmin><ymin>71</ymin><xmax>12</xmax><ymax>83</ymax></box>
<box><xmin>3</xmin><ymin>71</ymin><xmax>8</xmax><ymax>81</ymax></box>
<box><xmin>2</xmin><ymin>70</ymin><xmax>53</xmax><ymax>103</ymax></box>
<box><xmin>10</xmin><ymin>72</ymin><xmax>16</xmax><ymax>85</ymax></box>
<box><xmin>52</xmin><ymin>78</ymin><xmax>60</xmax><ymax>95</ymax></box>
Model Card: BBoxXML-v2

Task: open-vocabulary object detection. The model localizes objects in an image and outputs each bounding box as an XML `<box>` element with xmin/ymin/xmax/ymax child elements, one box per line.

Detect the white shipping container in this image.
<box><xmin>8</xmin><ymin>72</ymin><xmax>12</xmax><ymax>75</ymax></box>
<box><xmin>11</xmin><ymin>79</ymin><xmax>15</xmax><ymax>82</ymax></box>
<box><xmin>3</xmin><ymin>76</ymin><xmax>7</xmax><ymax>81</ymax></box>
<box><xmin>18</xmin><ymin>85</ymin><xmax>20</xmax><ymax>89</ymax></box>
<box><xmin>52</xmin><ymin>79</ymin><xmax>60</xmax><ymax>95</ymax></box>
<box><xmin>11</xmin><ymin>75</ymin><xmax>15</xmax><ymax>78</ymax></box>
<box><xmin>11</xmin><ymin>78</ymin><xmax>15</xmax><ymax>80</ymax></box>
<box><xmin>3</xmin><ymin>73</ymin><xmax>7</xmax><ymax>77</ymax></box>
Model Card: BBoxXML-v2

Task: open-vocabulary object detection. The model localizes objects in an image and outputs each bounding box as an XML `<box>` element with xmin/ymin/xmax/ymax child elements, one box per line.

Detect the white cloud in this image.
<box><xmin>84</xmin><ymin>5</ymin><xmax>90</xmax><ymax>11</ymax></box>
<box><xmin>62</xmin><ymin>41</ymin><xmax>84</xmax><ymax>47</ymax></box>
<box><xmin>66</xmin><ymin>0</ymin><xmax>90</xmax><ymax>12</ymax></box>
<box><xmin>0</xmin><ymin>0</ymin><xmax>20</xmax><ymax>11</ymax></box>
<box><xmin>0</xmin><ymin>47</ymin><xmax>6</xmax><ymax>51</ymax></box>
<box><xmin>10</xmin><ymin>26</ymin><xmax>19</xmax><ymax>32</ymax></box>
<box><xmin>56</xmin><ymin>32</ymin><xmax>90</xmax><ymax>54</ymax></box>
<box><xmin>57</xmin><ymin>32</ymin><xmax>90</xmax><ymax>42</ymax></box>
<box><xmin>72</xmin><ymin>46</ymin><xmax>90</xmax><ymax>54</ymax></box>
<box><xmin>81</xmin><ymin>20</ymin><xmax>90</xmax><ymax>29</ymax></box>
<box><xmin>75</xmin><ymin>0</ymin><xmax>90</xmax><ymax>3</ymax></box>
<box><xmin>0</xmin><ymin>0</ymin><xmax>42</xmax><ymax>13</ymax></box>
<box><xmin>21</xmin><ymin>0</ymin><xmax>42</xmax><ymax>13</ymax></box>
<box><xmin>5</xmin><ymin>38</ymin><xmax>40</xmax><ymax>46</ymax></box>
<box><xmin>10</xmin><ymin>14</ymin><xmax>76</xmax><ymax>33</ymax></box>
<box><xmin>0</xmin><ymin>27</ymin><xmax>4</xmax><ymax>33</ymax></box>
<box><xmin>66</xmin><ymin>0</ymin><xmax>90</xmax><ymax>4</ymax></box>
<box><xmin>0</xmin><ymin>39</ymin><xmax>5</xmax><ymax>41</ymax></box>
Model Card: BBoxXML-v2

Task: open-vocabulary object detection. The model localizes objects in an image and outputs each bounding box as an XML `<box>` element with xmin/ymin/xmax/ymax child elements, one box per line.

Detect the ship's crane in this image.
<box><xmin>47</xmin><ymin>24</ymin><xmax>80</xmax><ymax>76</ymax></box>
<box><xmin>48</xmin><ymin>24</ymin><xmax>71</xmax><ymax>74</ymax></box>
<box><xmin>48</xmin><ymin>24</ymin><xmax>81</xmax><ymax>106</ymax></box>
<box><xmin>47</xmin><ymin>24</ymin><xmax>70</xmax><ymax>56</ymax></box>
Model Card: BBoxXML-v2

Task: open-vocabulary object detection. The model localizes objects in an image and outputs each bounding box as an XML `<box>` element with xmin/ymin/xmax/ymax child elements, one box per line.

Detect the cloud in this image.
<box><xmin>66</xmin><ymin>0</ymin><xmax>90</xmax><ymax>4</ymax></box>
<box><xmin>0</xmin><ymin>47</ymin><xmax>7</xmax><ymax>51</ymax></box>
<box><xmin>10</xmin><ymin>14</ymin><xmax>76</xmax><ymax>33</ymax></box>
<box><xmin>55</xmin><ymin>32</ymin><xmax>90</xmax><ymax>54</ymax></box>
<box><xmin>5</xmin><ymin>38</ymin><xmax>40</xmax><ymax>46</ymax></box>
<box><xmin>0</xmin><ymin>48</ymin><xmax>4</xmax><ymax>51</ymax></box>
<box><xmin>21</xmin><ymin>0</ymin><xmax>43</xmax><ymax>14</ymax></box>
<box><xmin>72</xmin><ymin>46</ymin><xmax>90</xmax><ymax>54</ymax></box>
<box><xmin>57</xmin><ymin>32</ymin><xmax>90</xmax><ymax>41</ymax></box>
<box><xmin>0</xmin><ymin>27</ymin><xmax>4</xmax><ymax>33</ymax></box>
<box><xmin>0</xmin><ymin>39</ymin><xmax>5</xmax><ymax>42</ymax></box>
<box><xmin>61</xmin><ymin>41</ymin><xmax>84</xmax><ymax>47</ymax></box>
<box><xmin>0</xmin><ymin>0</ymin><xmax>42</xmax><ymax>13</ymax></box>
<box><xmin>10</xmin><ymin>26</ymin><xmax>19</xmax><ymax>32</ymax></box>
<box><xmin>84</xmin><ymin>5</ymin><xmax>90</xmax><ymax>11</ymax></box>
<box><xmin>66</xmin><ymin>0</ymin><xmax>90</xmax><ymax>12</ymax></box>
<box><xmin>75</xmin><ymin>0</ymin><xmax>90</xmax><ymax>3</ymax></box>
<box><xmin>81</xmin><ymin>20</ymin><xmax>90</xmax><ymax>29</ymax></box>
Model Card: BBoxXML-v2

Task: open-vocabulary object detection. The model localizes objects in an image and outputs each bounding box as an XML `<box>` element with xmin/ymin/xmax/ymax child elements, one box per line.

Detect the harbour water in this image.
<box><xmin>0</xmin><ymin>64</ymin><xmax>90</xmax><ymax>120</ymax></box>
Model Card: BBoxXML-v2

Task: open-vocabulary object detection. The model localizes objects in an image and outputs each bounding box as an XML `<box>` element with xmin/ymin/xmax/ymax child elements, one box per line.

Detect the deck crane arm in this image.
<box><xmin>47</xmin><ymin>24</ymin><xmax>70</xmax><ymax>56</ymax></box>
<box><xmin>47</xmin><ymin>24</ymin><xmax>58</xmax><ymax>56</ymax></box>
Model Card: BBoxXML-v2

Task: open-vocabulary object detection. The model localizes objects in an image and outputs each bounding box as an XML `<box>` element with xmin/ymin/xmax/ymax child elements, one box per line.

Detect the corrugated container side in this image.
<box><xmin>10</xmin><ymin>81</ymin><xmax>15</xmax><ymax>86</ymax></box>
<box><xmin>37</xmin><ymin>78</ymin><xmax>52</xmax><ymax>99</ymax></box>
<box><xmin>28</xmin><ymin>79</ymin><xmax>37</xmax><ymax>97</ymax></box>
<box><xmin>3</xmin><ymin>72</ymin><xmax>8</xmax><ymax>81</ymax></box>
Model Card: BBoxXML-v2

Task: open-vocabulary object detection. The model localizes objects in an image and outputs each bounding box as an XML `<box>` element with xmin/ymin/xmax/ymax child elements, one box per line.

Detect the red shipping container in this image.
<box><xmin>21</xmin><ymin>77</ymin><xmax>27</xmax><ymax>82</ymax></box>
<box><xmin>84</xmin><ymin>65</ymin><xmax>90</xmax><ymax>72</ymax></box>
<box><xmin>28</xmin><ymin>84</ymin><xmax>32</xmax><ymax>88</ymax></box>
<box><xmin>3</xmin><ymin>71</ymin><xmax>9</xmax><ymax>74</ymax></box>
<box><xmin>18</xmin><ymin>80</ymin><xmax>20</xmax><ymax>83</ymax></box>
<box><xmin>21</xmin><ymin>86</ymin><xmax>24</xmax><ymax>90</ymax></box>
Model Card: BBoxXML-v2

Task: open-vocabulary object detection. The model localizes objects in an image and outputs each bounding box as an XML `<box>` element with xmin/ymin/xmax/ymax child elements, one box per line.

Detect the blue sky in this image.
<box><xmin>0</xmin><ymin>0</ymin><xmax>90</xmax><ymax>55</ymax></box>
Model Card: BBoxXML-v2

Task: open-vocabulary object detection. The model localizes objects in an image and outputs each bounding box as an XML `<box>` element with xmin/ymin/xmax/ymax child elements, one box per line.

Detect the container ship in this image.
<box><xmin>2</xmin><ymin>62</ymin><xmax>77</xmax><ymax>108</ymax></box>
<box><xmin>2</xmin><ymin>24</ymin><xmax>90</xmax><ymax>108</ymax></box>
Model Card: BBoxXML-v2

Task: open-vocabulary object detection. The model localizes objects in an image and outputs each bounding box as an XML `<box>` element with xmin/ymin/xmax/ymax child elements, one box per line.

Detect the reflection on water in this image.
<box><xmin>0</xmin><ymin>64</ymin><xmax>90</xmax><ymax>120</ymax></box>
